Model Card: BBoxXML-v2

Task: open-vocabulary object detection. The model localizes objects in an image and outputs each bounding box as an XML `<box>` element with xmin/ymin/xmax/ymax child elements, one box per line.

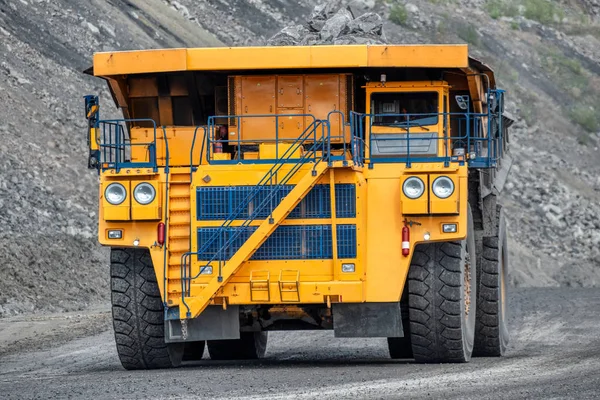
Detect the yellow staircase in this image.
<box><xmin>180</xmin><ymin>162</ymin><xmax>330</xmax><ymax>319</ymax></box>
<box><xmin>166</xmin><ymin>171</ymin><xmax>193</xmax><ymax>303</ymax></box>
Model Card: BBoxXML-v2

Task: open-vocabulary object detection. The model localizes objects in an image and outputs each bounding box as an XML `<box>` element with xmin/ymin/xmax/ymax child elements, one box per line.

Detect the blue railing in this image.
<box><xmin>350</xmin><ymin>89</ymin><xmax>507</xmax><ymax>168</ymax></box>
<box><xmin>189</xmin><ymin>125</ymin><xmax>209</xmax><ymax>182</ymax></box>
<box><xmin>203</xmin><ymin>113</ymin><xmax>357</xmax><ymax>165</ymax></box>
<box><xmin>96</xmin><ymin>119</ymin><xmax>158</xmax><ymax>172</ymax></box>
<box><xmin>179</xmin><ymin>120</ymin><xmax>331</xmax><ymax>316</ymax></box>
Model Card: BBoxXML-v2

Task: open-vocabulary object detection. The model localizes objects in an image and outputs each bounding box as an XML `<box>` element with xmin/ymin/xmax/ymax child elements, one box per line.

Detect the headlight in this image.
<box><xmin>133</xmin><ymin>183</ymin><xmax>156</xmax><ymax>205</ymax></box>
<box><xmin>432</xmin><ymin>177</ymin><xmax>455</xmax><ymax>199</ymax></box>
<box><xmin>402</xmin><ymin>177</ymin><xmax>425</xmax><ymax>199</ymax></box>
<box><xmin>105</xmin><ymin>183</ymin><xmax>126</xmax><ymax>205</ymax></box>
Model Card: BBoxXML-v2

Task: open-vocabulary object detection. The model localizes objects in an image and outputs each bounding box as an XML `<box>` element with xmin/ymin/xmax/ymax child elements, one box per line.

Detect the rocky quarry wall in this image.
<box><xmin>0</xmin><ymin>0</ymin><xmax>598</xmax><ymax>317</ymax></box>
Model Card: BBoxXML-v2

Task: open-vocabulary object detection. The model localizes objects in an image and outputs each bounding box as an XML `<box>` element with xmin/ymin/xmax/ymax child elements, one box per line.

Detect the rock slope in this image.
<box><xmin>1</xmin><ymin>0</ymin><xmax>598</xmax><ymax>316</ymax></box>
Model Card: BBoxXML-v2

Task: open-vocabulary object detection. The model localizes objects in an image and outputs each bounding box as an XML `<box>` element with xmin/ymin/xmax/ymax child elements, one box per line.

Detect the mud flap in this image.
<box><xmin>332</xmin><ymin>303</ymin><xmax>404</xmax><ymax>338</ymax></box>
<box><xmin>165</xmin><ymin>305</ymin><xmax>240</xmax><ymax>342</ymax></box>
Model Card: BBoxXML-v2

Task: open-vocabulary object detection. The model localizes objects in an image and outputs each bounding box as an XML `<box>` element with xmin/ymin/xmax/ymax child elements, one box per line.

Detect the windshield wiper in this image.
<box><xmin>387</xmin><ymin>124</ymin><xmax>408</xmax><ymax>131</ymax></box>
<box><xmin>412</xmin><ymin>122</ymin><xmax>430</xmax><ymax>131</ymax></box>
<box><xmin>388</xmin><ymin>122</ymin><xmax>431</xmax><ymax>131</ymax></box>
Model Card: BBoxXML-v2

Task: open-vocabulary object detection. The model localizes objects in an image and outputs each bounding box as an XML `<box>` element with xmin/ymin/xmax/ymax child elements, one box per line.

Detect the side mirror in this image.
<box><xmin>455</xmin><ymin>95</ymin><xmax>470</xmax><ymax>111</ymax></box>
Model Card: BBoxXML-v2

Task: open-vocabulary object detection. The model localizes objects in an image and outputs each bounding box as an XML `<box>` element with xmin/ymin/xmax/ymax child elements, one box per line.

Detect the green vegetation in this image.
<box><xmin>570</xmin><ymin>107</ymin><xmax>599</xmax><ymax>133</ymax></box>
<box><xmin>539</xmin><ymin>48</ymin><xmax>588</xmax><ymax>98</ymax></box>
<box><xmin>457</xmin><ymin>23</ymin><xmax>480</xmax><ymax>46</ymax></box>
<box><xmin>485</xmin><ymin>0</ymin><xmax>519</xmax><ymax>20</ymax></box>
<box><xmin>484</xmin><ymin>0</ymin><xmax>564</xmax><ymax>25</ymax></box>
<box><xmin>389</xmin><ymin>3</ymin><xmax>409</xmax><ymax>26</ymax></box>
<box><xmin>523</xmin><ymin>0</ymin><xmax>563</xmax><ymax>25</ymax></box>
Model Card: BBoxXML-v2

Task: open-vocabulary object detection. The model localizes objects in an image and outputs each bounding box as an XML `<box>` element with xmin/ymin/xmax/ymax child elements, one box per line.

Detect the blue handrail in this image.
<box><xmin>352</xmin><ymin>89</ymin><xmax>507</xmax><ymax>168</ymax></box>
<box><xmin>95</xmin><ymin>118</ymin><xmax>158</xmax><ymax>172</ymax></box>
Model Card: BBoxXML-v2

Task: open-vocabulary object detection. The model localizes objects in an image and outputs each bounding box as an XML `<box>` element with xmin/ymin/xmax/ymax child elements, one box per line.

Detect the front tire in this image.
<box><xmin>111</xmin><ymin>248</ymin><xmax>184</xmax><ymax>370</ymax></box>
<box><xmin>207</xmin><ymin>332</ymin><xmax>268</xmax><ymax>360</ymax></box>
<box><xmin>407</xmin><ymin>206</ymin><xmax>477</xmax><ymax>363</ymax></box>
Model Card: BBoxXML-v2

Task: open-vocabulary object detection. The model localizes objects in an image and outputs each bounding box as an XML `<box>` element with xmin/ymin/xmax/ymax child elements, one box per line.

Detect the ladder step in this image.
<box><xmin>169</xmin><ymin>202</ymin><xmax>190</xmax><ymax>212</ymax></box>
<box><xmin>169</xmin><ymin>239</ymin><xmax>190</xmax><ymax>252</ymax></box>
<box><xmin>169</xmin><ymin>225</ymin><xmax>190</xmax><ymax>239</ymax></box>
<box><xmin>170</xmin><ymin>214</ymin><xmax>191</xmax><ymax>224</ymax></box>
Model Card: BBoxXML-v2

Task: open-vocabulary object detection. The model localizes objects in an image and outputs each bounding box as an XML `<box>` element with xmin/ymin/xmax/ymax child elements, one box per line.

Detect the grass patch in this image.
<box><xmin>389</xmin><ymin>3</ymin><xmax>409</xmax><ymax>26</ymax></box>
<box><xmin>485</xmin><ymin>0</ymin><xmax>519</xmax><ymax>19</ymax></box>
<box><xmin>483</xmin><ymin>0</ymin><xmax>565</xmax><ymax>25</ymax></box>
<box><xmin>457</xmin><ymin>23</ymin><xmax>480</xmax><ymax>46</ymax></box>
<box><xmin>539</xmin><ymin>48</ymin><xmax>588</xmax><ymax>99</ymax></box>
<box><xmin>523</xmin><ymin>0</ymin><xmax>563</xmax><ymax>25</ymax></box>
<box><xmin>570</xmin><ymin>106</ymin><xmax>599</xmax><ymax>133</ymax></box>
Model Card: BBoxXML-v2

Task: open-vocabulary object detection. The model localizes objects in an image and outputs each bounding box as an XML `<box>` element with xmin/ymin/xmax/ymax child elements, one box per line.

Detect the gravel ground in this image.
<box><xmin>0</xmin><ymin>288</ymin><xmax>599</xmax><ymax>399</ymax></box>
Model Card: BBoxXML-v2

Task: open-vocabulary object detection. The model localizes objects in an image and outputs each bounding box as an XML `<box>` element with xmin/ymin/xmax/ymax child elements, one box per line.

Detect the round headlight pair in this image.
<box><xmin>402</xmin><ymin>176</ymin><xmax>455</xmax><ymax>200</ymax></box>
<box><xmin>104</xmin><ymin>182</ymin><xmax>156</xmax><ymax>205</ymax></box>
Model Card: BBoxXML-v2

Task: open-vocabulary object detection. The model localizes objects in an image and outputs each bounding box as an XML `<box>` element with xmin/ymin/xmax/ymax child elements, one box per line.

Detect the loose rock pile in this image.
<box><xmin>267</xmin><ymin>2</ymin><xmax>386</xmax><ymax>45</ymax></box>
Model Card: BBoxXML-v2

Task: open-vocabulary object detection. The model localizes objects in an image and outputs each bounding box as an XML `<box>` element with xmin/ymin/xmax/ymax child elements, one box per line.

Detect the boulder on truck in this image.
<box><xmin>84</xmin><ymin>44</ymin><xmax>513</xmax><ymax>369</ymax></box>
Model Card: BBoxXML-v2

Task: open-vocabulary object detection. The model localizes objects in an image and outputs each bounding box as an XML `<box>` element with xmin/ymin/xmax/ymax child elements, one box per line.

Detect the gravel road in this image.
<box><xmin>0</xmin><ymin>288</ymin><xmax>599</xmax><ymax>399</ymax></box>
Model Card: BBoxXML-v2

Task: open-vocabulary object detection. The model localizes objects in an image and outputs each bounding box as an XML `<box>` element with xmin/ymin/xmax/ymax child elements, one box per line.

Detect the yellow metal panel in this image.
<box><xmin>94</xmin><ymin>49</ymin><xmax>187</xmax><ymax>76</ymax></box>
<box><xmin>185</xmin><ymin>281</ymin><xmax>364</xmax><ymax>305</ymax></box>
<box><xmin>429</xmin><ymin>174</ymin><xmax>459</xmax><ymax>214</ymax></box>
<box><xmin>367</xmin><ymin>45</ymin><xmax>469</xmax><ymax>68</ymax></box>
<box><xmin>186</xmin><ymin>46</ymin><xmax>367</xmax><ymax>71</ymax></box>
<box><xmin>95</xmin><ymin>46</ymin><xmax>471</xmax><ymax>76</ymax></box>
<box><xmin>131</xmin><ymin>180</ymin><xmax>161</xmax><ymax>220</ymax></box>
<box><xmin>129</xmin><ymin>128</ymin><xmax>156</xmax><ymax>164</ymax></box>
<box><xmin>131</xmin><ymin>127</ymin><xmax>207</xmax><ymax>167</ymax></box>
<box><xmin>400</xmin><ymin>175</ymin><xmax>429</xmax><ymax>215</ymax></box>
<box><xmin>259</xmin><ymin>143</ymin><xmax>302</xmax><ymax>159</ymax></box>
<box><xmin>102</xmin><ymin>180</ymin><xmax>131</xmax><ymax>221</ymax></box>
<box><xmin>213</xmin><ymin>153</ymin><xmax>231</xmax><ymax>160</ymax></box>
<box><xmin>364</xmin><ymin>177</ymin><xmax>406</xmax><ymax>302</ymax></box>
<box><xmin>162</xmin><ymin>127</ymin><xmax>203</xmax><ymax>166</ymax></box>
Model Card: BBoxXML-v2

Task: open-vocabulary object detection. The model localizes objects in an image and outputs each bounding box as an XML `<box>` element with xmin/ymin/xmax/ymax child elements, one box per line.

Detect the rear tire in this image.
<box><xmin>473</xmin><ymin>205</ymin><xmax>510</xmax><ymax>356</ymax></box>
<box><xmin>111</xmin><ymin>248</ymin><xmax>184</xmax><ymax>370</ymax></box>
<box><xmin>407</xmin><ymin>206</ymin><xmax>477</xmax><ymax>363</ymax></box>
<box><xmin>207</xmin><ymin>332</ymin><xmax>268</xmax><ymax>360</ymax></box>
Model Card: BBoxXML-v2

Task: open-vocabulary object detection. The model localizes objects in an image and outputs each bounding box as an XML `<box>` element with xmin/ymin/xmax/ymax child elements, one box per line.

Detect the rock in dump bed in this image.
<box><xmin>267</xmin><ymin>1</ymin><xmax>386</xmax><ymax>45</ymax></box>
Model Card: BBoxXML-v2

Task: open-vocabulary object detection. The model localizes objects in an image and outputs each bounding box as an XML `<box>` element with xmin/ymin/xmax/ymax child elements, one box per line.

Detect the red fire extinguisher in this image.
<box><xmin>402</xmin><ymin>225</ymin><xmax>410</xmax><ymax>256</ymax></box>
<box><xmin>214</xmin><ymin>126</ymin><xmax>227</xmax><ymax>153</ymax></box>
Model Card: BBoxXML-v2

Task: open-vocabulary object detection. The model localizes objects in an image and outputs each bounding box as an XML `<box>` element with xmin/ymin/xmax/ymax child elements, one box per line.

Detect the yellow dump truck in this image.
<box><xmin>85</xmin><ymin>44</ymin><xmax>513</xmax><ymax>369</ymax></box>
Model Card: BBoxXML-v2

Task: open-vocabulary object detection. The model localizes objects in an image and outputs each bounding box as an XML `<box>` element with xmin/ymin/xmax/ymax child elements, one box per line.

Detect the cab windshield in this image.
<box><xmin>371</xmin><ymin>92</ymin><xmax>439</xmax><ymax>128</ymax></box>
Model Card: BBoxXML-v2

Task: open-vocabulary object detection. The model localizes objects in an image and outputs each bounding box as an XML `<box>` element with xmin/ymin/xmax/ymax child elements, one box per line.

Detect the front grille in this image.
<box><xmin>196</xmin><ymin>184</ymin><xmax>356</xmax><ymax>221</ymax></box>
<box><xmin>196</xmin><ymin>224</ymin><xmax>357</xmax><ymax>260</ymax></box>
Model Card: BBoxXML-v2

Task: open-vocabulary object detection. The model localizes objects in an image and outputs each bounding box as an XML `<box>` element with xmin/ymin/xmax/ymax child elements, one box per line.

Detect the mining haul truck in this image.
<box><xmin>85</xmin><ymin>44</ymin><xmax>513</xmax><ymax>369</ymax></box>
